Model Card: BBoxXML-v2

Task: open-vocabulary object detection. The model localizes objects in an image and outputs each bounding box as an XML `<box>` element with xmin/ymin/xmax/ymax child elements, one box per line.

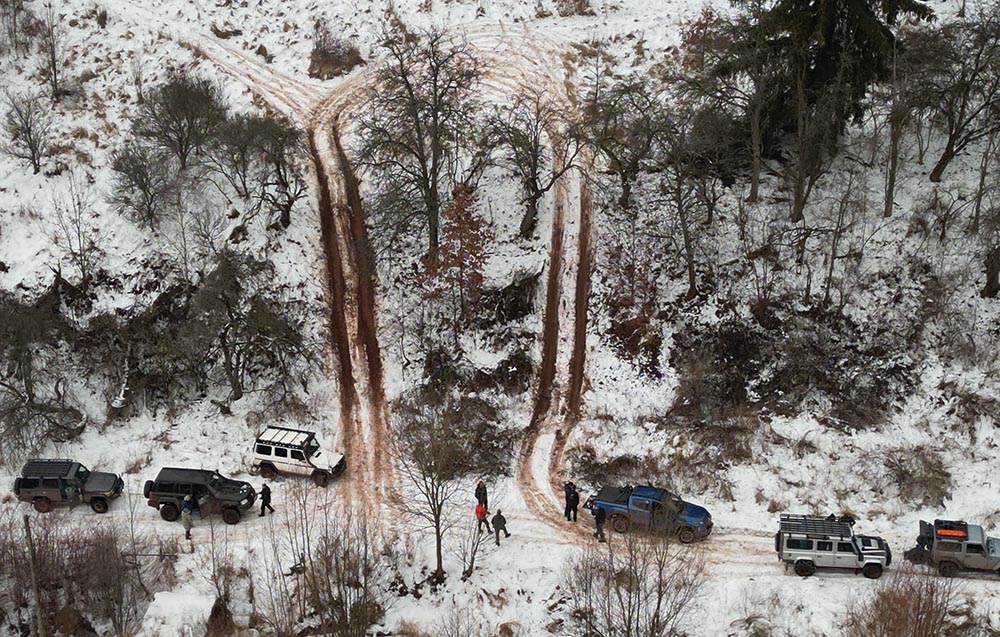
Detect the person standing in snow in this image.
<box><xmin>181</xmin><ymin>495</ymin><xmax>194</xmax><ymax>540</ymax></box>
<box><xmin>476</xmin><ymin>502</ymin><xmax>492</xmax><ymax>533</ymax></box>
<box><xmin>566</xmin><ymin>486</ymin><xmax>580</xmax><ymax>522</ymax></box>
<box><xmin>564</xmin><ymin>482</ymin><xmax>577</xmax><ymax>521</ymax></box>
<box><xmin>492</xmin><ymin>510</ymin><xmax>510</xmax><ymax>546</ymax></box>
<box><xmin>475</xmin><ymin>480</ymin><xmax>488</xmax><ymax>508</ymax></box>
<box><xmin>259</xmin><ymin>482</ymin><xmax>274</xmax><ymax>517</ymax></box>
<box><xmin>594</xmin><ymin>506</ymin><xmax>606</xmax><ymax>543</ymax></box>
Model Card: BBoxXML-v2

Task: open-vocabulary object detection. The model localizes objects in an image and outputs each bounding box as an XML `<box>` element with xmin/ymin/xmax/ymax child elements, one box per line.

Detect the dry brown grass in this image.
<box><xmin>842</xmin><ymin>568</ymin><xmax>963</xmax><ymax>637</ymax></box>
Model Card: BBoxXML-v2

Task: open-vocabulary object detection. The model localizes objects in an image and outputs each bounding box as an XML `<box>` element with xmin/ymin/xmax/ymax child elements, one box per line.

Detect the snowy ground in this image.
<box><xmin>3</xmin><ymin>0</ymin><xmax>1000</xmax><ymax>635</ymax></box>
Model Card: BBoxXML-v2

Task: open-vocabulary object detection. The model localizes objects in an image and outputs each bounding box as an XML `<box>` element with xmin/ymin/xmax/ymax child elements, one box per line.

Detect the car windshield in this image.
<box><xmin>667</xmin><ymin>492</ymin><xmax>683</xmax><ymax>511</ymax></box>
<box><xmin>210</xmin><ymin>472</ymin><xmax>225</xmax><ymax>490</ymax></box>
<box><xmin>306</xmin><ymin>438</ymin><xmax>320</xmax><ymax>458</ymax></box>
<box><xmin>75</xmin><ymin>465</ymin><xmax>91</xmax><ymax>483</ymax></box>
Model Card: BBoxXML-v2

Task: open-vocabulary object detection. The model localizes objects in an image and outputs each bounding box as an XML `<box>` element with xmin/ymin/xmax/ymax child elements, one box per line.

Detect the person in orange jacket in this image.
<box><xmin>476</xmin><ymin>502</ymin><xmax>492</xmax><ymax>533</ymax></box>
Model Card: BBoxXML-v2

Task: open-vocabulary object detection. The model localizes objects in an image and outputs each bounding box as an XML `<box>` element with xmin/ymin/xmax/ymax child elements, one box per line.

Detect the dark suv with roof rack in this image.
<box><xmin>144</xmin><ymin>467</ymin><xmax>256</xmax><ymax>525</ymax></box>
<box><xmin>13</xmin><ymin>459</ymin><xmax>123</xmax><ymax>513</ymax></box>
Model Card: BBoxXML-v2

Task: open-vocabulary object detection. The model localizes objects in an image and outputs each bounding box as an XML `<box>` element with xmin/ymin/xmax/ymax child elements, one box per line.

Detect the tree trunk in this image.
<box><xmin>884</xmin><ymin>115</ymin><xmax>902</xmax><ymax>218</ymax></box>
<box><xmin>220</xmin><ymin>334</ymin><xmax>243</xmax><ymax>401</ymax></box>
<box><xmin>929</xmin><ymin>137</ymin><xmax>957</xmax><ymax>183</ymax></box>
<box><xmin>519</xmin><ymin>178</ymin><xmax>542</xmax><ymax>238</ymax></box>
<box><xmin>983</xmin><ymin>246</ymin><xmax>1000</xmax><ymax>298</ymax></box>
<box><xmin>433</xmin><ymin>515</ymin><xmax>445</xmax><ymax>582</ymax></box>
<box><xmin>618</xmin><ymin>175</ymin><xmax>632</xmax><ymax>211</ymax></box>
<box><xmin>971</xmin><ymin>132</ymin><xmax>996</xmax><ymax>234</ymax></box>
<box><xmin>748</xmin><ymin>107</ymin><xmax>761</xmax><ymax>203</ymax></box>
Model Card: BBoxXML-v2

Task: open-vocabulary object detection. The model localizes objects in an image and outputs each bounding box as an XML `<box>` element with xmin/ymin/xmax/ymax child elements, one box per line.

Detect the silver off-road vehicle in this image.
<box><xmin>13</xmin><ymin>459</ymin><xmax>123</xmax><ymax>514</ymax></box>
<box><xmin>904</xmin><ymin>519</ymin><xmax>1000</xmax><ymax>577</ymax></box>
<box><xmin>775</xmin><ymin>514</ymin><xmax>892</xmax><ymax>579</ymax></box>
<box><xmin>250</xmin><ymin>426</ymin><xmax>345</xmax><ymax>486</ymax></box>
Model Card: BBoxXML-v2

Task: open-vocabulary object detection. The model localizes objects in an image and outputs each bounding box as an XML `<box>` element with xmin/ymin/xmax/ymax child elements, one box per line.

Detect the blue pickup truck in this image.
<box><xmin>584</xmin><ymin>484</ymin><xmax>713</xmax><ymax>543</ymax></box>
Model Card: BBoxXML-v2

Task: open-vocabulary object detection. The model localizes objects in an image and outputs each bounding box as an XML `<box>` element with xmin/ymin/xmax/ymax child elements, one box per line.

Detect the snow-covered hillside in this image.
<box><xmin>2</xmin><ymin>0</ymin><xmax>1000</xmax><ymax>636</ymax></box>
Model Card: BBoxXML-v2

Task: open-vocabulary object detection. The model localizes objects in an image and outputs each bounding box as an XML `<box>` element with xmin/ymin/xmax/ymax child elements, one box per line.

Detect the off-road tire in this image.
<box><xmin>33</xmin><ymin>497</ymin><xmax>53</xmax><ymax>513</ymax></box>
<box><xmin>794</xmin><ymin>560</ymin><xmax>816</xmax><ymax>577</ymax></box>
<box><xmin>160</xmin><ymin>503</ymin><xmax>180</xmax><ymax>522</ymax></box>
<box><xmin>938</xmin><ymin>561</ymin><xmax>960</xmax><ymax>578</ymax></box>
<box><xmin>677</xmin><ymin>527</ymin><xmax>696</xmax><ymax>544</ymax></box>
<box><xmin>908</xmin><ymin>550</ymin><xmax>927</xmax><ymax>565</ymax></box>
<box><xmin>862</xmin><ymin>563</ymin><xmax>883</xmax><ymax>579</ymax></box>
<box><xmin>259</xmin><ymin>464</ymin><xmax>277</xmax><ymax>479</ymax></box>
<box><xmin>222</xmin><ymin>508</ymin><xmax>241</xmax><ymax>525</ymax></box>
<box><xmin>611</xmin><ymin>514</ymin><xmax>630</xmax><ymax>534</ymax></box>
<box><xmin>312</xmin><ymin>471</ymin><xmax>329</xmax><ymax>487</ymax></box>
<box><xmin>90</xmin><ymin>498</ymin><xmax>109</xmax><ymax>514</ymax></box>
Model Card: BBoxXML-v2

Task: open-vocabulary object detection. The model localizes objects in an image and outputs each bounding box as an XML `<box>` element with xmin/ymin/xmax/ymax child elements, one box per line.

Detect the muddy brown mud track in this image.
<box><xmin>120</xmin><ymin>0</ymin><xmax>396</xmax><ymax>508</ymax></box>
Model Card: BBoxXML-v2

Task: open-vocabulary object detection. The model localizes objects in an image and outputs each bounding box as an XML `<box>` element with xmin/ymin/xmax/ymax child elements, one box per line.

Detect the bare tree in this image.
<box><xmin>392</xmin><ymin>388</ymin><xmax>511</xmax><ymax>582</ymax></box>
<box><xmin>2</xmin><ymin>90</ymin><xmax>53</xmax><ymax>174</ymax></box>
<box><xmin>491</xmin><ymin>89</ymin><xmax>577</xmax><ymax>237</ymax></box>
<box><xmin>110</xmin><ymin>139</ymin><xmax>177</xmax><ymax>229</ymax></box>
<box><xmin>52</xmin><ymin>174</ymin><xmax>102</xmax><ymax>283</ymax></box>
<box><xmin>578</xmin><ymin>68</ymin><xmax>666</xmax><ymax>211</ymax></box>
<box><xmin>255</xmin><ymin>114</ymin><xmax>306</xmax><ymax>228</ymax></box>
<box><xmin>0</xmin><ymin>0</ymin><xmax>30</xmax><ymax>55</ymax></box>
<box><xmin>909</xmin><ymin>6</ymin><xmax>1000</xmax><ymax>182</ymax></box>
<box><xmin>130</xmin><ymin>51</ymin><xmax>146</xmax><ymax>104</ymax></box>
<box><xmin>565</xmin><ymin>533</ymin><xmax>706</xmax><ymax>637</ymax></box>
<box><xmin>137</xmin><ymin>74</ymin><xmax>226</xmax><ymax>169</ymax></box>
<box><xmin>677</xmin><ymin>2</ymin><xmax>779</xmax><ymax>203</ymax></box>
<box><xmin>304</xmin><ymin>509</ymin><xmax>395</xmax><ymax>637</ymax></box>
<box><xmin>358</xmin><ymin>25</ymin><xmax>487</xmax><ymax>257</ymax></box>
<box><xmin>40</xmin><ymin>2</ymin><xmax>62</xmax><ymax>100</ymax></box>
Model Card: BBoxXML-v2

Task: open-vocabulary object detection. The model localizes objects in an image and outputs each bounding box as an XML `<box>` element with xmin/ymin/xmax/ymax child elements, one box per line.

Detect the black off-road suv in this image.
<box><xmin>13</xmin><ymin>459</ymin><xmax>124</xmax><ymax>513</ymax></box>
<box><xmin>144</xmin><ymin>467</ymin><xmax>256</xmax><ymax>525</ymax></box>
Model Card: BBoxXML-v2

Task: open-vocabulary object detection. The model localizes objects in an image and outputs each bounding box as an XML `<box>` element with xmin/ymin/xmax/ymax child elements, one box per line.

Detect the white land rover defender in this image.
<box><xmin>251</xmin><ymin>426</ymin><xmax>346</xmax><ymax>486</ymax></box>
<box><xmin>775</xmin><ymin>513</ymin><xmax>892</xmax><ymax>579</ymax></box>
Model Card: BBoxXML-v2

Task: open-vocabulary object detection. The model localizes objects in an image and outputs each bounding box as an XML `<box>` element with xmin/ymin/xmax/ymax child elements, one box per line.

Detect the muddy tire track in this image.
<box><xmin>328</xmin><ymin>117</ymin><xmax>399</xmax><ymax>504</ymax></box>
<box><xmin>307</xmin><ymin>130</ymin><xmax>368</xmax><ymax>508</ymax></box>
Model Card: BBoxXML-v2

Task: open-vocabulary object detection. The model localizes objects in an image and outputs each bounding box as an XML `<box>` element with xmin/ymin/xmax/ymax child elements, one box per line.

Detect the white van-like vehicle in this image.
<box><xmin>775</xmin><ymin>513</ymin><xmax>891</xmax><ymax>579</ymax></box>
<box><xmin>251</xmin><ymin>426</ymin><xmax>346</xmax><ymax>486</ymax></box>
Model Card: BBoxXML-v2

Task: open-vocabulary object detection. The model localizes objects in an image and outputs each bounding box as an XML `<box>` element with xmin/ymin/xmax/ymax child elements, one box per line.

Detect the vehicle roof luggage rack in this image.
<box><xmin>933</xmin><ymin>519</ymin><xmax>968</xmax><ymax>538</ymax></box>
<box><xmin>256</xmin><ymin>426</ymin><xmax>312</xmax><ymax>448</ymax></box>
<box><xmin>779</xmin><ymin>513</ymin><xmax>854</xmax><ymax>539</ymax></box>
<box><xmin>21</xmin><ymin>459</ymin><xmax>76</xmax><ymax>477</ymax></box>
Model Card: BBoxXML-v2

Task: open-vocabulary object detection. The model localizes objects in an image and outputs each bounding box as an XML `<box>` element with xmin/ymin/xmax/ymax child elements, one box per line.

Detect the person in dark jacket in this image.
<box><xmin>566</xmin><ymin>487</ymin><xmax>580</xmax><ymax>522</ymax></box>
<box><xmin>492</xmin><ymin>510</ymin><xmax>510</xmax><ymax>546</ymax></box>
<box><xmin>475</xmin><ymin>480</ymin><xmax>488</xmax><ymax>508</ymax></box>
<box><xmin>259</xmin><ymin>483</ymin><xmax>274</xmax><ymax>517</ymax></box>
<box><xmin>594</xmin><ymin>506</ymin><xmax>606</xmax><ymax>542</ymax></box>
<box><xmin>564</xmin><ymin>482</ymin><xmax>576</xmax><ymax>521</ymax></box>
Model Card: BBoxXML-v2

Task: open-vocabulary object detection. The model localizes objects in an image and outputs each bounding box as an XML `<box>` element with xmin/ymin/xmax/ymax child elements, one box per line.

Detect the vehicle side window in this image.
<box><xmin>291</xmin><ymin>450</ymin><xmax>304</xmax><ymax>461</ymax></box>
<box><xmin>256</xmin><ymin>445</ymin><xmax>272</xmax><ymax>455</ymax></box>
<box><xmin>786</xmin><ymin>538</ymin><xmax>812</xmax><ymax>550</ymax></box>
<box><xmin>633</xmin><ymin>499</ymin><xmax>650</xmax><ymax>511</ymax></box>
<box><xmin>837</xmin><ymin>542</ymin><xmax>854</xmax><ymax>553</ymax></box>
<box><xmin>966</xmin><ymin>544</ymin><xmax>985</xmax><ymax>555</ymax></box>
<box><xmin>42</xmin><ymin>478</ymin><xmax>59</xmax><ymax>489</ymax></box>
<box><xmin>937</xmin><ymin>542</ymin><xmax>962</xmax><ymax>553</ymax></box>
<box><xmin>817</xmin><ymin>541</ymin><xmax>832</xmax><ymax>551</ymax></box>
<box><xmin>21</xmin><ymin>478</ymin><xmax>39</xmax><ymax>489</ymax></box>
<box><xmin>274</xmin><ymin>447</ymin><xmax>288</xmax><ymax>458</ymax></box>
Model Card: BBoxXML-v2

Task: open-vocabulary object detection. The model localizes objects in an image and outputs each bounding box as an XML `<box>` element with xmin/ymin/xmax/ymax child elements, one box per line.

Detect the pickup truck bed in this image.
<box><xmin>594</xmin><ymin>485</ymin><xmax>632</xmax><ymax>506</ymax></box>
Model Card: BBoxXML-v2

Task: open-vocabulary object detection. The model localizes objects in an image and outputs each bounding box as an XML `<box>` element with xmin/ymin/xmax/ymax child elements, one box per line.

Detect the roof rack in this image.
<box><xmin>779</xmin><ymin>514</ymin><xmax>855</xmax><ymax>539</ymax></box>
<box><xmin>934</xmin><ymin>519</ymin><xmax>968</xmax><ymax>539</ymax></box>
<box><xmin>21</xmin><ymin>459</ymin><xmax>77</xmax><ymax>477</ymax></box>
<box><xmin>256</xmin><ymin>426</ymin><xmax>313</xmax><ymax>448</ymax></box>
